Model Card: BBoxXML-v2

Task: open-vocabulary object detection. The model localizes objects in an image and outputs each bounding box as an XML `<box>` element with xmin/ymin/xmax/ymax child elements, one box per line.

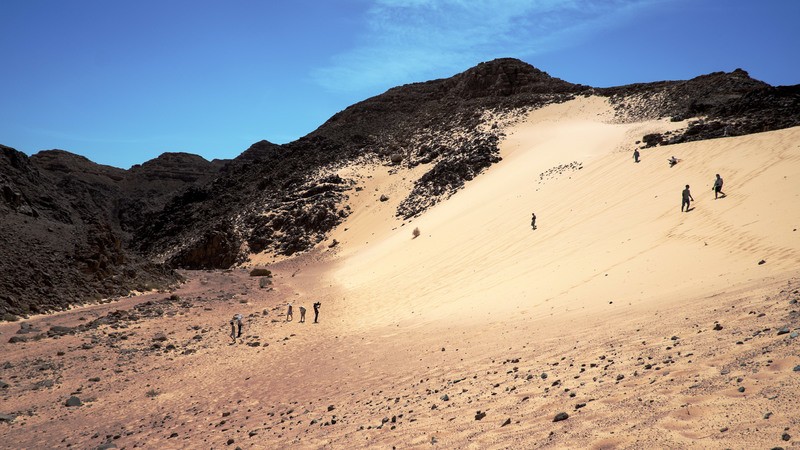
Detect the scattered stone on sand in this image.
<box><xmin>553</xmin><ymin>412</ymin><xmax>569</xmax><ymax>422</ymax></box>
<box><xmin>34</xmin><ymin>380</ymin><xmax>54</xmax><ymax>390</ymax></box>
<box><xmin>713</xmin><ymin>323</ymin><xmax>723</xmax><ymax>331</ymax></box>
<box><xmin>782</xmin><ymin>433</ymin><xmax>791</xmax><ymax>441</ymax></box>
<box><xmin>501</xmin><ymin>418</ymin><xmax>511</xmax><ymax>427</ymax></box>
<box><xmin>793</xmin><ymin>365</ymin><xmax>800</xmax><ymax>372</ymax></box>
<box><xmin>16</xmin><ymin>322</ymin><xmax>40</xmax><ymax>334</ymax></box>
<box><xmin>440</xmin><ymin>394</ymin><xmax>449</xmax><ymax>401</ymax></box>
<box><xmin>758</xmin><ymin>259</ymin><xmax>766</xmax><ymax>265</ymax></box>
<box><xmin>0</xmin><ymin>413</ymin><xmax>16</xmax><ymax>423</ymax></box>
<box><xmin>776</xmin><ymin>327</ymin><xmax>790</xmax><ymax>335</ymax></box>
<box><xmin>259</xmin><ymin>278</ymin><xmax>272</xmax><ymax>288</ymax></box>
<box><xmin>0</xmin><ymin>380</ymin><xmax>9</xmax><ymax>389</ymax></box>
<box><xmin>152</xmin><ymin>333</ymin><xmax>168</xmax><ymax>342</ymax></box>
<box><xmin>475</xmin><ymin>411</ymin><xmax>486</xmax><ymax>421</ymax></box>
<box><xmin>249</xmin><ymin>268</ymin><xmax>272</xmax><ymax>277</ymax></box>
<box><xmin>65</xmin><ymin>396</ymin><xmax>82</xmax><ymax>407</ymax></box>
<box><xmin>47</xmin><ymin>325</ymin><xmax>74</xmax><ymax>337</ymax></box>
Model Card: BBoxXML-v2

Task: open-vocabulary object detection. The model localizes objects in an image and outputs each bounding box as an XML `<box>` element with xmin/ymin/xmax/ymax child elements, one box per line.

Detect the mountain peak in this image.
<box><xmin>445</xmin><ymin>58</ymin><xmax>584</xmax><ymax>98</ymax></box>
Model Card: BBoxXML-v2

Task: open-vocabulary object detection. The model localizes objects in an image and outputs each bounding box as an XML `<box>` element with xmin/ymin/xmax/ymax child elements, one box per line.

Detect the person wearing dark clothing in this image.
<box><xmin>530</xmin><ymin>212</ymin><xmax>537</xmax><ymax>230</ymax></box>
<box><xmin>633</xmin><ymin>149</ymin><xmax>640</xmax><ymax>163</ymax></box>
<box><xmin>230</xmin><ymin>314</ymin><xmax>243</xmax><ymax>342</ymax></box>
<box><xmin>286</xmin><ymin>302</ymin><xmax>293</xmax><ymax>322</ymax></box>
<box><xmin>313</xmin><ymin>302</ymin><xmax>321</xmax><ymax>323</ymax></box>
<box><xmin>681</xmin><ymin>185</ymin><xmax>694</xmax><ymax>212</ymax></box>
<box><xmin>299</xmin><ymin>306</ymin><xmax>306</xmax><ymax>323</ymax></box>
<box><xmin>668</xmin><ymin>156</ymin><xmax>678</xmax><ymax>167</ymax></box>
<box><xmin>713</xmin><ymin>174</ymin><xmax>726</xmax><ymax>199</ymax></box>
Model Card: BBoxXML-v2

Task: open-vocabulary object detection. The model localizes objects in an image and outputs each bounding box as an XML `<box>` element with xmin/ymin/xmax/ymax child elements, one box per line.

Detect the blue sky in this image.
<box><xmin>1</xmin><ymin>0</ymin><xmax>798</xmax><ymax>169</ymax></box>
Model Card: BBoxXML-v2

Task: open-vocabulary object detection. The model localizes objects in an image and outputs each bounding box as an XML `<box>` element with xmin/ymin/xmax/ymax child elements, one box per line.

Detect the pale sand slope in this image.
<box><xmin>331</xmin><ymin>96</ymin><xmax>800</xmax><ymax>330</ymax></box>
<box><xmin>1</xmin><ymin>96</ymin><xmax>799</xmax><ymax>450</ymax></box>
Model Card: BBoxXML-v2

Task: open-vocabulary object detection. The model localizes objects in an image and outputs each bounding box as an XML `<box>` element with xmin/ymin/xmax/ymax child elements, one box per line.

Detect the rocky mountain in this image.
<box><xmin>0</xmin><ymin>147</ymin><xmax>225</xmax><ymax>319</ymax></box>
<box><xmin>2</xmin><ymin>58</ymin><xmax>799</xmax><ymax>319</ymax></box>
<box><xmin>599</xmin><ymin>68</ymin><xmax>800</xmax><ymax>144</ymax></box>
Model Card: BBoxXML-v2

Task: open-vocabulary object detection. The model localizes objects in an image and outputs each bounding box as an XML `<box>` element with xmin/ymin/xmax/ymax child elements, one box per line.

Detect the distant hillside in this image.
<box><xmin>0</xmin><ymin>147</ymin><xmax>225</xmax><ymax>318</ymax></box>
<box><xmin>2</xmin><ymin>58</ymin><xmax>799</xmax><ymax>318</ymax></box>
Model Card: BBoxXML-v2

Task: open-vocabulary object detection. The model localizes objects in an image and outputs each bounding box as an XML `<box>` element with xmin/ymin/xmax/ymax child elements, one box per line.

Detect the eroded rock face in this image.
<box><xmin>397</xmin><ymin>134</ymin><xmax>501</xmax><ymax>219</ymax></box>
<box><xmin>600</xmin><ymin>69</ymin><xmax>800</xmax><ymax>145</ymax></box>
<box><xmin>168</xmin><ymin>226</ymin><xmax>242</xmax><ymax>269</ymax></box>
<box><xmin>0</xmin><ymin>147</ymin><xmax>215</xmax><ymax>318</ymax></box>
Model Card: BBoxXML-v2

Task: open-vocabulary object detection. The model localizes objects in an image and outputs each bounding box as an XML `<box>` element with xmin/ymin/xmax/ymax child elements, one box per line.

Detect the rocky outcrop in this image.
<box><xmin>599</xmin><ymin>69</ymin><xmax>800</xmax><ymax>145</ymax></box>
<box><xmin>397</xmin><ymin>134</ymin><xmax>501</xmax><ymax>218</ymax></box>
<box><xmin>0</xmin><ymin>147</ymin><xmax>221</xmax><ymax>318</ymax></box>
<box><xmin>133</xmin><ymin>140</ymin><xmax>354</xmax><ymax>265</ymax></box>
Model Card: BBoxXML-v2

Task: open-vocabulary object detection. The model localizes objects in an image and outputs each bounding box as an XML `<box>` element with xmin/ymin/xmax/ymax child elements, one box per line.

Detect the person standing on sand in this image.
<box><xmin>682</xmin><ymin>184</ymin><xmax>694</xmax><ymax>212</ymax></box>
<box><xmin>313</xmin><ymin>302</ymin><xmax>321</xmax><ymax>323</ymax></box>
<box><xmin>669</xmin><ymin>156</ymin><xmax>678</xmax><ymax>167</ymax></box>
<box><xmin>713</xmin><ymin>174</ymin><xmax>726</xmax><ymax>199</ymax></box>
<box><xmin>633</xmin><ymin>148</ymin><xmax>640</xmax><ymax>163</ymax></box>
<box><xmin>299</xmin><ymin>305</ymin><xmax>306</xmax><ymax>323</ymax></box>
<box><xmin>230</xmin><ymin>314</ymin><xmax>243</xmax><ymax>343</ymax></box>
<box><xmin>530</xmin><ymin>212</ymin><xmax>537</xmax><ymax>230</ymax></box>
<box><xmin>286</xmin><ymin>302</ymin><xmax>293</xmax><ymax>322</ymax></box>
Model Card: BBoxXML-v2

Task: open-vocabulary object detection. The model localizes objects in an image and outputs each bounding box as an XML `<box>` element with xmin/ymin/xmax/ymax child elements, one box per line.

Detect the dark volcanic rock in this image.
<box><xmin>602</xmin><ymin>69</ymin><xmax>800</xmax><ymax>146</ymax></box>
<box><xmin>0</xmin><ymin>147</ymin><xmax>212</xmax><ymax>317</ymax></box>
<box><xmin>47</xmin><ymin>325</ymin><xmax>74</xmax><ymax>337</ymax></box>
<box><xmin>65</xmin><ymin>396</ymin><xmax>82</xmax><ymax>407</ymax></box>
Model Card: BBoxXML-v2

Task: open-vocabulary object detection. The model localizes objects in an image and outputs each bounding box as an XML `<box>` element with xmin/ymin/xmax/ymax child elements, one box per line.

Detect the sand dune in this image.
<box><xmin>331</xmin><ymin>96</ymin><xmax>799</xmax><ymax>328</ymax></box>
<box><xmin>1</xmin><ymin>96</ymin><xmax>798</xmax><ymax>449</ymax></box>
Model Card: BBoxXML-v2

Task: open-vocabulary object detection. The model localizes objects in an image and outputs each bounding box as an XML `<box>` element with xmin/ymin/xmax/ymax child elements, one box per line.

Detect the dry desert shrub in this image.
<box><xmin>412</xmin><ymin>227</ymin><xmax>420</xmax><ymax>239</ymax></box>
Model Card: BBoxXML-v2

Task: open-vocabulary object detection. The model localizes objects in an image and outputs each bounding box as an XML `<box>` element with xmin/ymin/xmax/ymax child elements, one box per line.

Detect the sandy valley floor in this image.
<box><xmin>2</xmin><ymin>97</ymin><xmax>799</xmax><ymax>449</ymax></box>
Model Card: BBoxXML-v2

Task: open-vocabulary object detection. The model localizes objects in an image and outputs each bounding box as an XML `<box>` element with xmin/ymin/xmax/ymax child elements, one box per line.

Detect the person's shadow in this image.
<box><xmin>686</xmin><ymin>207</ymin><xmax>695</xmax><ymax>212</ymax></box>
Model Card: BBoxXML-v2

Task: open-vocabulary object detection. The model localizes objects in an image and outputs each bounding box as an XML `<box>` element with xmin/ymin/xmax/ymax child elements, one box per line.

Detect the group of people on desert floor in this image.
<box><xmin>229</xmin><ymin>301</ymin><xmax>321</xmax><ymax>343</ymax></box>
<box><xmin>285</xmin><ymin>301</ymin><xmax>321</xmax><ymax>324</ymax></box>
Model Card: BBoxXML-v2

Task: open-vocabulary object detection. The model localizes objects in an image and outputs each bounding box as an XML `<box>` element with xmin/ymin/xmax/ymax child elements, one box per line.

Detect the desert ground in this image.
<box><xmin>1</xmin><ymin>96</ymin><xmax>799</xmax><ymax>449</ymax></box>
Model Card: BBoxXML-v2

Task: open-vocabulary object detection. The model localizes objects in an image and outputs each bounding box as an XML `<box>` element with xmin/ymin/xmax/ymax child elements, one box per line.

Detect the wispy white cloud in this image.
<box><xmin>311</xmin><ymin>0</ymin><xmax>667</xmax><ymax>93</ymax></box>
